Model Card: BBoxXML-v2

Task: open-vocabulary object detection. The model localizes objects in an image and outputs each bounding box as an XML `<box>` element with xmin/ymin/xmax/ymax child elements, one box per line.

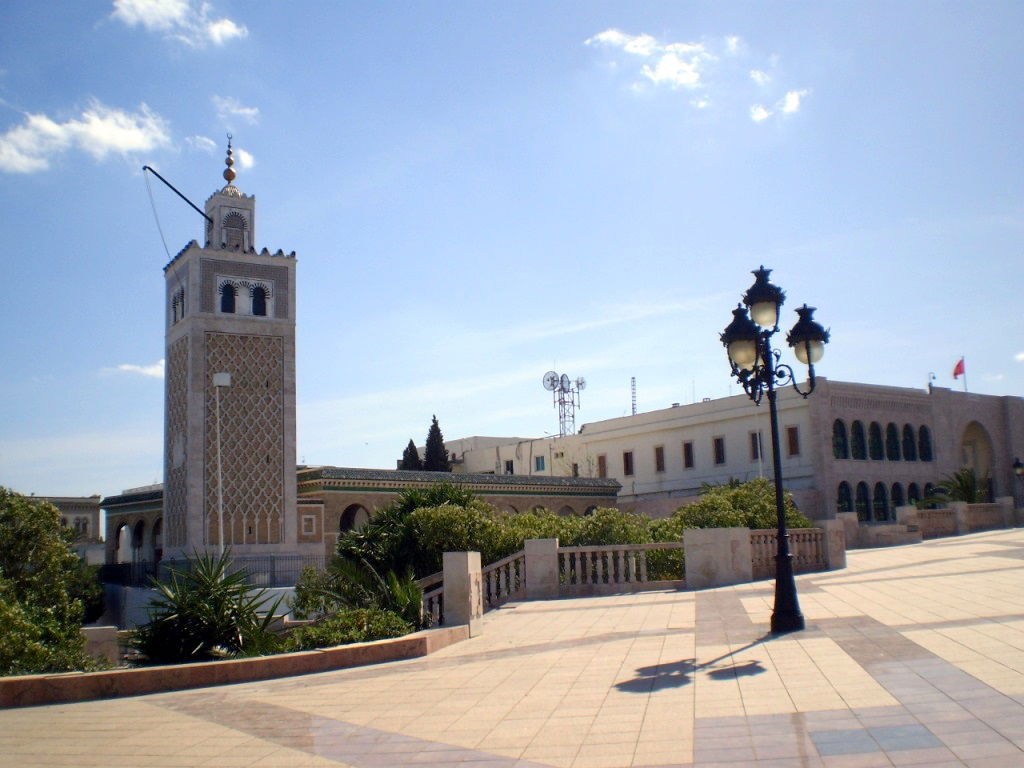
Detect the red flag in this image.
<box><xmin>953</xmin><ymin>357</ymin><xmax>965</xmax><ymax>379</ymax></box>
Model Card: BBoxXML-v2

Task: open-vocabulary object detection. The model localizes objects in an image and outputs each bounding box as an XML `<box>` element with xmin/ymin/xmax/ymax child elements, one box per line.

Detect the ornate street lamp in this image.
<box><xmin>721</xmin><ymin>266</ymin><xmax>829</xmax><ymax>634</ymax></box>
<box><xmin>1013</xmin><ymin>458</ymin><xmax>1024</xmax><ymax>507</ymax></box>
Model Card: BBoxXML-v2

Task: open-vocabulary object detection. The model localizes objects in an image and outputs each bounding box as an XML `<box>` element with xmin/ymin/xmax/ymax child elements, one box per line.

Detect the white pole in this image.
<box><xmin>213</xmin><ymin>372</ymin><xmax>231</xmax><ymax>555</ymax></box>
<box><xmin>216</xmin><ymin>383</ymin><xmax>224</xmax><ymax>555</ymax></box>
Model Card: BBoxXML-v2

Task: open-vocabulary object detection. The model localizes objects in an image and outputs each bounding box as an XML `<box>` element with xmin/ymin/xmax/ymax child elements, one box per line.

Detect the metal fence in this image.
<box><xmin>99</xmin><ymin>554</ymin><xmax>324</xmax><ymax>588</ymax></box>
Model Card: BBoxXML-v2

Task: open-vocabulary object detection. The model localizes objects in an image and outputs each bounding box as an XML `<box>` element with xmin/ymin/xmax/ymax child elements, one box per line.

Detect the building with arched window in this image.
<box><xmin>444</xmin><ymin>378</ymin><xmax>1024</xmax><ymax>522</ymax></box>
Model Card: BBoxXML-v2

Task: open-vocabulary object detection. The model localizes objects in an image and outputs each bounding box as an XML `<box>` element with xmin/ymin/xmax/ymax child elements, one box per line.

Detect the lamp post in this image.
<box><xmin>720</xmin><ymin>266</ymin><xmax>829</xmax><ymax>635</ymax></box>
<box><xmin>213</xmin><ymin>372</ymin><xmax>232</xmax><ymax>555</ymax></box>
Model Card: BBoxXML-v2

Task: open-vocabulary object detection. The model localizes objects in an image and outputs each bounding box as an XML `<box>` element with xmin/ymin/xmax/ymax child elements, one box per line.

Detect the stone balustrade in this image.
<box><xmin>558</xmin><ymin>542</ymin><xmax>685</xmax><ymax>596</ymax></box>
<box><xmin>749</xmin><ymin>528</ymin><xmax>828</xmax><ymax>581</ymax></box>
<box><xmin>482</xmin><ymin>550</ymin><xmax>526</xmax><ymax>609</ymax></box>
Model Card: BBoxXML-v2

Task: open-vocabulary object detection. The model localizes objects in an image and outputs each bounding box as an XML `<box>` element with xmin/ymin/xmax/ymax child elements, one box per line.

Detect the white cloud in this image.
<box><xmin>111</xmin><ymin>0</ymin><xmax>247</xmax><ymax>47</ymax></box>
<box><xmin>691</xmin><ymin>96</ymin><xmax>710</xmax><ymax>109</ymax></box>
<box><xmin>750</xmin><ymin>104</ymin><xmax>772</xmax><ymax>122</ymax></box>
<box><xmin>725</xmin><ymin>36</ymin><xmax>741</xmax><ymax>55</ymax></box>
<box><xmin>212</xmin><ymin>95</ymin><xmax>259</xmax><ymax>125</ymax></box>
<box><xmin>186</xmin><ymin>134</ymin><xmax>216</xmax><ymax>153</ymax></box>
<box><xmin>750</xmin><ymin>69</ymin><xmax>771</xmax><ymax>86</ymax></box>
<box><xmin>1015</xmin><ymin>351</ymin><xmax>1024</xmax><ymax>362</ymax></box>
<box><xmin>586</xmin><ymin>28</ymin><xmax>713</xmax><ymax>91</ymax></box>
<box><xmin>0</xmin><ymin>101</ymin><xmax>170</xmax><ymax>174</ymax></box>
<box><xmin>236</xmin><ymin>148</ymin><xmax>254</xmax><ymax>169</ymax></box>
<box><xmin>113</xmin><ymin>359</ymin><xmax>165</xmax><ymax>379</ymax></box>
<box><xmin>779</xmin><ymin>89</ymin><xmax>809</xmax><ymax>114</ymax></box>
<box><xmin>206</xmin><ymin>17</ymin><xmax>246</xmax><ymax>45</ymax></box>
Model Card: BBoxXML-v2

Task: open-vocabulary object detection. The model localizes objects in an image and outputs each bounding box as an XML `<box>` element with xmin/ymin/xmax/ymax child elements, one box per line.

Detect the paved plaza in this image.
<box><xmin>3</xmin><ymin>529</ymin><xmax>1024</xmax><ymax>768</ymax></box>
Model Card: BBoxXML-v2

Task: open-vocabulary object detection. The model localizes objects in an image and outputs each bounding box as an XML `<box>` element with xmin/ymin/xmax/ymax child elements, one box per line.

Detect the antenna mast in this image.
<box><xmin>542</xmin><ymin>371</ymin><xmax>586</xmax><ymax>436</ymax></box>
<box><xmin>631</xmin><ymin>376</ymin><xmax>637</xmax><ymax>416</ymax></box>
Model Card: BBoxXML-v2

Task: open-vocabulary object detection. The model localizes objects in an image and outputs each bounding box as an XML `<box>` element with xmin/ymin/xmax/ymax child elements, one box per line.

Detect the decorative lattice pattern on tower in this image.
<box><xmin>204</xmin><ymin>333</ymin><xmax>284</xmax><ymax>546</ymax></box>
<box><xmin>164</xmin><ymin>337</ymin><xmax>189</xmax><ymax>547</ymax></box>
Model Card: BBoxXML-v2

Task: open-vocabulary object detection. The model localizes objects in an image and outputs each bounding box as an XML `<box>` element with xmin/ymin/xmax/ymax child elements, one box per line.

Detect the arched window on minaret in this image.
<box><xmin>222</xmin><ymin>212</ymin><xmax>247</xmax><ymax>250</ymax></box>
<box><xmin>220</xmin><ymin>282</ymin><xmax>237</xmax><ymax>313</ymax></box>
<box><xmin>252</xmin><ymin>285</ymin><xmax>267</xmax><ymax>316</ymax></box>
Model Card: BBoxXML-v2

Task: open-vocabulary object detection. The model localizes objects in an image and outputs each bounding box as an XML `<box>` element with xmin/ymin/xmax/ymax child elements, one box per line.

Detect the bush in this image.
<box><xmin>284</xmin><ymin>608</ymin><xmax>413</xmax><ymax>651</ymax></box>
<box><xmin>666</xmin><ymin>478</ymin><xmax>811</xmax><ymax>532</ymax></box>
<box><xmin>335</xmin><ymin>483</ymin><xmax>477</xmax><ymax>577</ymax></box>
<box><xmin>130</xmin><ymin>550</ymin><xmax>283</xmax><ymax>665</ymax></box>
<box><xmin>0</xmin><ymin>487</ymin><xmax>97</xmax><ymax>675</ymax></box>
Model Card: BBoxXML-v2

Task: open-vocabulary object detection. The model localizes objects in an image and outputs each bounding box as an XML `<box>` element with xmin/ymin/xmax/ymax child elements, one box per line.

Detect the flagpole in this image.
<box><xmin>961</xmin><ymin>355</ymin><xmax>967</xmax><ymax>392</ymax></box>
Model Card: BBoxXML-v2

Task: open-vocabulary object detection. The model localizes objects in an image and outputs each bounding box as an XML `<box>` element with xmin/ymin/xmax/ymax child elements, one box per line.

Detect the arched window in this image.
<box><xmin>868</xmin><ymin>422</ymin><xmax>884</xmax><ymax>460</ymax></box>
<box><xmin>923</xmin><ymin>482</ymin><xmax>937</xmax><ymax>508</ymax></box>
<box><xmin>251</xmin><ymin>285</ymin><xmax>267</xmax><ymax>316</ymax></box>
<box><xmin>908</xmin><ymin>483</ymin><xmax>921</xmax><ymax>504</ymax></box>
<box><xmin>837</xmin><ymin>482</ymin><xmax>853</xmax><ymax>513</ymax></box>
<box><xmin>885</xmin><ymin>423</ymin><xmax>901</xmax><ymax>461</ymax></box>
<box><xmin>873</xmin><ymin>482</ymin><xmax>889</xmax><ymax>521</ymax></box>
<box><xmin>222</xmin><ymin>212</ymin><xmax>246</xmax><ymax>249</ymax></box>
<box><xmin>220</xmin><ymin>283</ymin><xmax>237</xmax><ymax>313</ymax></box>
<box><xmin>902</xmin><ymin>425</ymin><xmax>917</xmax><ymax>461</ymax></box>
<box><xmin>891</xmin><ymin>483</ymin><xmax>905</xmax><ymax>508</ymax></box>
<box><xmin>919</xmin><ymin>426</ymin><xmax>933</xmax><ymax>462</ymax></box>
<box><xmin>855</xmin><ymin>482</ymin><xmax>871</xmax><ymax>521</ymax></box>
<box><xmin>832</xmin><ymin>420</ymin><xmax>849</xmax><ymax>459</ymax></box>
<box><xmin>171</xmin><ymin>288</ymin><xmax>184</xmax><ymax>324</ymax></box>
<box><xmin>851</xmin><ymin>421</ymin><xmax>867</xmax><ymax>460</ymax></box>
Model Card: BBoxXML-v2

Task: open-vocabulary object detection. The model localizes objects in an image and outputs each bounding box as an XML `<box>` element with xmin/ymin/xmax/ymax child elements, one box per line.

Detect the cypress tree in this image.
<box><xmin>422</xmin><ymin>415</ymin><xmax>451</xmax><ymax>472</ymax></box>
<box><xmin>399</xmin><ymin>439</ymin><xmax>423</xmax><ymax>471</ymax></box>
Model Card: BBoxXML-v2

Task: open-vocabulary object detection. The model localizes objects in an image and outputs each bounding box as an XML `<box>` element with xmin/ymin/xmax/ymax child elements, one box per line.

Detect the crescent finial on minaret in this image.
<box><xmin>223</xmin><ymin>133</ymin><xmax>236</xmax><ymax>184</ymax></box>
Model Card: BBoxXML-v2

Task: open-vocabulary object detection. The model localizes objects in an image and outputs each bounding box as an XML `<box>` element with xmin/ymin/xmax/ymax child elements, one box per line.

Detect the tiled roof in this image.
<box><xmin>101</xmin><ymin>489</ymin><xmax>164</xmax><ymax>508</ymax></box>
<box><xmin>301</xmin><ymin>466</ymin><xmax>621</xmax><ymax>491</ymax></box>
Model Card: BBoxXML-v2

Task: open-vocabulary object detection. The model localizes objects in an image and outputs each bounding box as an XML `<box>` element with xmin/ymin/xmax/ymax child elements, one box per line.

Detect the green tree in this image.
<box><xmin>399</xmin><ymin>439</ymin><xmax>423</xmax><ymax>471</ymax></box>
<box><xmin>422</xmin><ymin>415</ymin><xmax>451</xmax><ymax>472</ymax></box>
<box><xmin>0</xmin><ymin>487</ymin><xmax>96</xmax><ymax>675</ymax></box>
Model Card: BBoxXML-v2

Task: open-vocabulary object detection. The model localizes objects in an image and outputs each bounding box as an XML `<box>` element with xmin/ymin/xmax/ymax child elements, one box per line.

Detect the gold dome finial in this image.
<box><xmin>223</xmin><ymin>134</ymin><xmax>236</xmax><ymax>184</ymax></box>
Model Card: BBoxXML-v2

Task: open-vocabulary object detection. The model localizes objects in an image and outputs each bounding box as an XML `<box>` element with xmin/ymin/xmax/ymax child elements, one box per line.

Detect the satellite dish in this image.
<box><xmin>576</xmin><ymin>376</ymin><xmax>586</xmax><ymax>391</ymax></box>
<box><xmin>560</xmin><ymin>373</ymin><xmax>571</xmax><ymax>392</ymax></box>
<box><xmin>542</xmin><ymin>371</ymin><xmax>559</xmax><ymax>391</ymax></box>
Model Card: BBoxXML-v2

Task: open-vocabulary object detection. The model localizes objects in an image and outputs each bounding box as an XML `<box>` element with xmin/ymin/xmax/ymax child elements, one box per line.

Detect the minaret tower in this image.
<box><xmin>162</xmin><ymin>139</ymin><xmax>299</xmax><ymax>557</ymax></box>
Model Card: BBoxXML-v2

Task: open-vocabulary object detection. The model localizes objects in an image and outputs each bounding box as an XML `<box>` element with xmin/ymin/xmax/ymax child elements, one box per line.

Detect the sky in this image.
<box><xmin>1</xmin><ymin>1</ymin><xmax>1022</xmax><ymax>497</ymax></box>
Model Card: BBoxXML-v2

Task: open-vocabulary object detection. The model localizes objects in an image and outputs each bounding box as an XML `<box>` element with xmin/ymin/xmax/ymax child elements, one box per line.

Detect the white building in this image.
<box><xmin>446</xmin><ymin>378</ymin><xmax>1024</xmax><ymax>521</ymax></box>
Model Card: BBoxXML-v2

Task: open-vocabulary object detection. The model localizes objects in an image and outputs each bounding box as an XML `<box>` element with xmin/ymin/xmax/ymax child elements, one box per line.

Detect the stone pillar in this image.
<box><xmin>684</xmin><ymin>527</ymin><xmax>752</xmax><ymax>590</ymax></box>
<box><xmin>950</xmin><ymin>501</ymin><xmax>969</xmax><ymax>535</ymax></box>
<box><xmin>525</xmin><ymin>538</ymin><xmax>560</xmax><ymax>600</ymax></box>
<box><xmin>895</xmin><ymin>505</ymin><xmax>918</xmax><ymax>527</ymax></box>
<box><xmin>442</xmin><ymin>551</ymin><xmax>483</xmax><ymax>637</ymax></box>
<box><xmin>820</xmin><ymin>519</ymin><xmax>847</xmax><ymax>571</ymax></box>
<box><xmin>837</xmin><ymin>511</ymin><xmax>861</xmax><ymax>549</ymax></box>
<box><xmin>994</xmin><ymin>497</ymin><xmax>1014</xmax><ymax>527</ymax></box>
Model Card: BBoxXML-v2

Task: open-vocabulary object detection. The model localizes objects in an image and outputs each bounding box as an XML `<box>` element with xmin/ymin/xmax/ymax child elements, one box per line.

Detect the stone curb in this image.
<box><xmin>0</xmin><ymin>625</ymin><xmax>469</xmax><ymax>709</ymax></box>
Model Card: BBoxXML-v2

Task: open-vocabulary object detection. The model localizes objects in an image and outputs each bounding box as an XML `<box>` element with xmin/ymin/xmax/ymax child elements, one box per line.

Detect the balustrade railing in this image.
<box><xmin>482</xmin><ymin>550</ymin><xmax>526</xmax><ymax>609</ymax></box>
<box><xmin>558</xmin><ymin>542</ymin><xmax>684</xmax><ymax>592</ymax></box>
<box><xmin>916</xmin><ymin>508</ymin><xmax>956</xmax><ymax>538</ymax></box>
<box><xmin>750</xmin><ymin>528</ymin><xmax>826</xmax><ymax>580</ymax></box>
<box><xmin>416</xmin><ymin>572</ymin><xmax>444</xmax><ymax>626</ymax></box>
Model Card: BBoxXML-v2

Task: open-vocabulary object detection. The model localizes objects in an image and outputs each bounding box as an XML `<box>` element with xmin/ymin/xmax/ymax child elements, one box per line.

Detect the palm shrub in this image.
<box><xmin>917</xmin><ymin>467</ymin><xmax>990</xmax><ymax>507</ymax></box>
<box><xmin>291</xmin><ymin>557</ymin><xmax>423</xmax><ymax>628</ymax></box>
<box><xmin>131</xmin><ymin>550</ymin><xmax>283</xmax><ymax>664</ymax></box>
